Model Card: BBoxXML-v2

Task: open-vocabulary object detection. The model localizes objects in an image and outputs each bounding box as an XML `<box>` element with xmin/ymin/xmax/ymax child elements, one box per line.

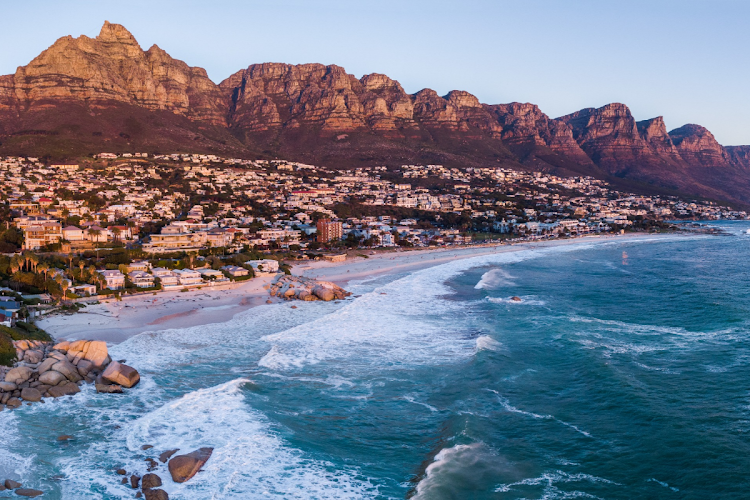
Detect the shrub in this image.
<box><xmin>0</xmin><ymin>333</ymin><xmax>16</xmax><ymax>366</ymax></box>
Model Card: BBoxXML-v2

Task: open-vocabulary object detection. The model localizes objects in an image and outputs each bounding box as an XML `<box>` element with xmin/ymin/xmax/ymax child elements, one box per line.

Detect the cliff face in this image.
<box><xmin>4</xmin><ymin>22</ymin><xmax>225</xmax><ymax>124</ymax></box>
<box><xmin>2</xmin><ymin>22</ymin><xmax>750</xmax><ymax>204</ymax></box>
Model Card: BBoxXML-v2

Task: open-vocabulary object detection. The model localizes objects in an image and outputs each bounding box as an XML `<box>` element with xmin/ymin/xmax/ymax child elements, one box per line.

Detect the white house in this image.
<box><xmin>173</xmin><ymin>269</ymin><xmax>203</xmax><ymax>286</ymax></box>
<box><xmin>128</xmin><ymin>270</ymin><xmax>155</xmax><ymax>288</ymax></box>
<box><xmin>245</xmin><ymin>259</ymin><xmax>279</xmax><ymax>274</ymax></box>
<box><xmin>98</xmin><ymin>270</ymin><xmax>125</xmax><ymax>290</ymax></box>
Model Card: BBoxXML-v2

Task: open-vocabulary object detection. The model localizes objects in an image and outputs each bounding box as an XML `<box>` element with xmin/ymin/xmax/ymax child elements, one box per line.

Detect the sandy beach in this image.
<box><xmin>38</xmin><ymin>233</ymin><xmax>669</xmax><ymax>343</ymax></box>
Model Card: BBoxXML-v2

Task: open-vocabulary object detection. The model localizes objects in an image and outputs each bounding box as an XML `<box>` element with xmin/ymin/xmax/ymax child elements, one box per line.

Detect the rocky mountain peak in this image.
<box><xmin>97</xmin><ymin>21</ymin><xmax>140</xmax><ymax>46</ymax></box>
<box><xmin>669</xmin><ymin>124</ymin><xmax>727</xmax><ymax>167</ymax></box>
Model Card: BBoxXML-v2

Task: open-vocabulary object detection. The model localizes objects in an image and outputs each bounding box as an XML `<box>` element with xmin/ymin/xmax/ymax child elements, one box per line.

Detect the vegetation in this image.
<box><xmin>0</xmin><ymin>332</ymin><xmax>15</xmax><ymax>366</ymax></box>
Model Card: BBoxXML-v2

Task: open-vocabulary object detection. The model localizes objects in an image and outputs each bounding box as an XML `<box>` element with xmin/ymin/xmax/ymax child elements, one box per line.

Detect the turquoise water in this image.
<box><xmin>3</xmin><ymin>225</ymin><xmax>750</xmax><ymax>499</ymax></box>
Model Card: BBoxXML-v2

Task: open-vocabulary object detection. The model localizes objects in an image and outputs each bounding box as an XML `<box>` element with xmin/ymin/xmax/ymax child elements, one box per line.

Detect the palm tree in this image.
<box><xmin>29</xmin><ymin>253</ymin><xmax>39</xmax><ymax>273</ymax></box>
<box><xmin>37</xmin><ymin>262</ymin><xmax>49</xmax><ymax>281</ymax></box>
<box><xmin>111</xmin><ymin>227</ymin><xmax>122</xmax><ymax>242</ymax></box>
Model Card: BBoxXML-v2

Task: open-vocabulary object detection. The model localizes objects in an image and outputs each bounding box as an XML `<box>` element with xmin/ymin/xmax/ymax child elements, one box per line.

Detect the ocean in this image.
<box><xmin>3</xmin><ymin>224</ymin><xmax>750</xmax><ymax>499</ymax></box>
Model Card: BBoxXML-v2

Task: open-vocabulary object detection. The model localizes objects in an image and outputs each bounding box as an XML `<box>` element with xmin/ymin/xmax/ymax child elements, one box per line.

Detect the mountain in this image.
<box><xmin>1</xmin><ymin>22</ymin><xmax>750</xmax><ymax>205</ymax></box>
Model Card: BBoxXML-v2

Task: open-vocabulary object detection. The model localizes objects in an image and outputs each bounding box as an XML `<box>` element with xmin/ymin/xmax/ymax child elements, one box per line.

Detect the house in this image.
<box><xmin>197</xmin><ymin>268</ymin><xmax>229</xmax><ymax>281</ymax></box>
<box><xmin>245</xmin><ymin>259</ymin><xmax>279</xmax><ymax>274</ymax></box>
<box><xmin>128</xmin><ymin>270</ymin><xmax>155</xmax><ymax>288</ymax></box>
<box><xmin>62</xmin><ymin>225</ymin><xmax>87</xmax><ymax>241</ymax></box>
<box><xmin>22</xmin><ymin>222</ymin><xmax>62</xmax><ymax>250</ymax></box>
<box><xmin>128</xmin><ymin>261</ymin><xmax>151</xmax><ymax>272</ymax></box>
<box><xmin>221</xmin><ymin>265</ymin><xmax>249</xmax><ymax>277</ymax></box>
<box><xmin>173</xmin><ymin>268</ymin><xmax>202</xmax><ymax>286</ymax></box>
<box><xmin>98</xmin><ymin>270</ymin><xmax>125</xmax><ymax>290</ymax></box>
<box><xmin>0</xmin><ymin>309</ymin><xmax>14</xmax><ymax>327</ymax></box>
<box><xmin>151</xmin><ymin>268</ymin><xmax>180</xmax><ymax>287</ymax></box>
<box><xmin>71</xmin><ymin>284</ymin><xmax>97</xmax><ymax>296</ymax></box>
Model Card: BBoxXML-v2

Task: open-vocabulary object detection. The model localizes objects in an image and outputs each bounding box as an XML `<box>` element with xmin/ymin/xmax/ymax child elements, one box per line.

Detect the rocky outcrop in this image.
<box><xmin>6</xmin><ymin>22</ymin><xmax>225</xmax><ymax>124</ymax></box>
<box><xmin>0</xmin><ymin>339</ymin><xmax>138</xmax><ymax>410</ymax></box>
<box><xmin>269</xmin><ymin>275</ymin><xmax>350</xmax><ymax>301</ymax></box>
<box><xmin>168</xmin><ymin>447</ymin><xmax>213</xmax><ymax>483</ymax></box>
<box><xmin>669</xmin><ymin>124</ymin><xmax>729</xmax><ymax>168</ymax></box>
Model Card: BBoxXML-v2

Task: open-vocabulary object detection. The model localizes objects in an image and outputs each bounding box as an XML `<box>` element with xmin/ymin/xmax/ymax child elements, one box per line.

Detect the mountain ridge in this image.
<box><xmin>1</xmin><ymin>22</ymin><xmax>750</xmax><ymax>206</ymax></box>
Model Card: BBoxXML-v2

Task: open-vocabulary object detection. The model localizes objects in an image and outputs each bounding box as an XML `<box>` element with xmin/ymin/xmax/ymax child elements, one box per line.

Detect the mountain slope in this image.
<box><xmin>1</xmin><ymin>22</ymin><xmax>750</xmax><ymax>205</ymax></box>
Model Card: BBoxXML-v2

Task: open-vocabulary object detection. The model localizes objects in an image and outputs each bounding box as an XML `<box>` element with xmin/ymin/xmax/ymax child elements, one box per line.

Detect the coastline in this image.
<box><xmin>38</xmin><ymin>233</ymin><xmax>678</xmax><ymax>343</ymax></box>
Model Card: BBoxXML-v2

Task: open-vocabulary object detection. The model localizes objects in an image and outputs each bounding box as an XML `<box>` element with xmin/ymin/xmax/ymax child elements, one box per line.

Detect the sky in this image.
<box><xmin>0</xmin><ymin>0</ymin><xmax>748</xmax><ymax>144</ymax></box>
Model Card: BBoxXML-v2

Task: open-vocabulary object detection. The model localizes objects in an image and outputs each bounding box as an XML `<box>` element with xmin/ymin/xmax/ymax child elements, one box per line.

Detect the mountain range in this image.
<box><xmin>1</xmin><ymin>21</ymin><xmax>749</xmax><ymax>205</ymax></box>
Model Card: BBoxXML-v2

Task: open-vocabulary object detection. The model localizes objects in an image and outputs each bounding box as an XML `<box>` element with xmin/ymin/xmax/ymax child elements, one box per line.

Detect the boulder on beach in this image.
<box><xmin>5</xmin><ymin>479</ymin><xmax>21</xmax><ymax>489</ymax></box>
<box><xmin>144</xmin><ymin>489</ymin><xmax>169</xmax><ymax>500</ymax></box>
<box><xmin>47</xmin><ymin>382</ymin><xmax>81</xmax><ymax>398</ymax></box>
<box><xmin>51</xmin><ymin>359</ymin><xmax>82</xmax><ymax>382</ymax></box>
<box><xmin>0</xmin><ymin>381</ymin><xmax>17</xmax><ymax>391</ymax></box>
<box><xmin>168</xmin><ymin>447</ymin><xmax>213</xmax><ymax>483</ymax></box>
<box><xmin>15</xmin><ymin>488</ymin><xmax>44</xmax><ymax>497</ymax></box>
<box><xmin>141</xmin><ymin>473</ymin><xmax>162</xmax><ymax>489</ymax></box>
<box><xmin>39</xmin><ymin>370</ymin><xmax>66</xmax><ymax>386</ymax></box>
<box><xmin>102</xmin><ymin>362</ymin><xmax>140</xmax><ymax>388</ymax></box>
<box><xmin>96</xmin><ymin>384</ymin><xmax>123</xmax><ymax>394</ymax></box>
<box><xmin>5</xmin><ymin>366</ymin><xmax>32</xmax><ymax>385</ymax></box>
<box><xmin>37</xmin><ymin>357</ymin><xmax>57</xmax><ymax>374</ymax></box>
<box><xmin>83</xmin><ymin>341</ymin><xmax>110</xmax><ymax>369</ymax></box>
<box><xmin>21</xmin><ymin>388</ymin><xmax>42</xmax><ymax>402</ymax></box>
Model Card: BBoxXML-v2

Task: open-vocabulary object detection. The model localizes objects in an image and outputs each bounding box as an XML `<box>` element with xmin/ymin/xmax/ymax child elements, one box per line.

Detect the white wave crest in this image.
<box><xmin>488</xmin><ymin>389</ymin><xmax>592</xmax><ymax>438</ymax></box>
<box><xmin>475</xmin><ymin>268</ymin><xmax>515</xmax><ymax>289</ymax></box>
<box><xmin>475</xmin><ymin>335</ymin><xmax>504</xmax><ymax>352</ymax></box>
<box><xmin>495</xmin><ymin>470</ymin><xmax>618</xmax><ymax>497</ymax></box>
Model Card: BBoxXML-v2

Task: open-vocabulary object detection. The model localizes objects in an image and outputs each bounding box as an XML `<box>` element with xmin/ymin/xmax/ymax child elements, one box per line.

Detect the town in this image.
<box><xmin>0</xmin><ymin>151</ymin><xmax>744</xmax><ymax>316</ymax></box>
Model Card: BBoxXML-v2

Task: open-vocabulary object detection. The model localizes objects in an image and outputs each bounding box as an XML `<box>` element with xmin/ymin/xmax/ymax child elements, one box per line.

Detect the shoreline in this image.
<box><xmin>37</xmin><ymin>233</ymin><xmax>680</xmax><ymax>343</ymax></box>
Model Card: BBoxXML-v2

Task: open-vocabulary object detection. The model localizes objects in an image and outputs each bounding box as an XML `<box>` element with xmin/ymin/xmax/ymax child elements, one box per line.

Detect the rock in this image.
<box><xmin>5</xmin><ymin>479</ymin><xmax>21</xmax><ymax>489</ymax></box>
<box><xmin>510</xmin><ymin>296</ymin><xmax>522</xmax><ymax>302</ymax></box>
<box><xmin>140</xmin><ymin>473</ymin><xmax>162</xmax><ymax>489</ymax></box>
<box><xmin>158</xmin><ymin>449</ymin><xmax>179</xmax><ymax>463</ymax></box>
<box><xmin>57</xmin><ymin>435</ymin><xmax>74</xmax><ymax>441</ymax></box>
<box><xmin>102</xmin><ymin>362</ymin><xmax>140</xmax><ymax>388</ymax></box>
<box><xmin>130</xmin><ymin>474</ymin><xmax>140</xmax><ymax>489</ymax></box>
<box><xmin>53</xmin><ymin>341</ymin><xmax>71</xmax><ymax>352</ymax></box>
<box><xmin>37</xmin><ymin>357</ymin><xmax>57</xmax><ymax>374</ymax></box>
<box><xmin>116</xmin><ymin>469</ymin><xmax>127</xmax><ymax>475</ymax></box>
<box><xmin>23</xmin><ymin>350</ymin><xmax>43</xmax><ymax>364</ymax></box>
<box><xmin>168</xmin><ymin>447</ymin><xmax>213</xmax><ymax>483</ymax></box>
<box><xmin>48</xmin><ymin>351</ymin><xmax>67</xmax><ymax>361</ymax></box>
<box><xmin>313</xmin><ymin>286</ymin><xmax>335</xmax><ymax>301</ymax></box>
<box><xmin>38</xmin><ymin>371</ymin><xmax>66</xmax><ymax>386</ymax></box>
<box><xmin>83</xmin><ymin>341</ymin><xmax>109</xmax><ymax>369</ymax></box>
<box><xmin>68</xmin><ymin>340</ymin><xmax>88</xmax><ymax>352</ymax></box>
<box><xmin>145</xmin><ymin>458</ymin><xmax>159</xmax><ymax>472</ymax></box>
<box><xmin>15</xmin><ymin>488</ymin><xmax>43</xmax><ymax>497</ymax></box>
<box><xmin>0</xmin><ymin>382</ymin><xmax>17</xmax><ymax>391</ymax></box>
<box><xmin>6</xmin><ymin>398</ymin><xmax>21</xmax><ymax>408</ymax></box>
<box><xmin>135</xmin><ymin>493</ymin><xmax>142</xmax><ymax>499</ymax></box>
<box><xmin>51</xmin><ymin>359</ymin><xmax>83</xmax><ymax>382</ymax></box>
<box><xmin>47</xmin><ymin>382</ymin><xmax>80</xmax><ymax>398</ymax></box>
<box><xmin>141</xmin><ymin>444</ymin><xmax>153</xmax><ymax>450</ymax></box>
<box><xmin>5</xmin><ymin>367</ymin><xmax>33</xmax><ymax>385</ymax></box>
<box><xmin>143</xmin><ymin>489</ymin><xmax>169</xmax><ymax>500</ymax></box>
<box><xmin>121</xmin><ymin>477</ymin><xmax>128</xmax><ymax>484</ymax></box>
<box><xmin>96</xmin><ymin>384</ymin><xmax>123</xmax><ymax>394</ymax></box>
<box><xmin>20</xmin><ymin>388</ymin><xmax>41</xmax><ymax>402</ymax></box>
<box><xmin>14</xmin><ymin>340</ymin><xmax>30</xmax><ymax>350</ymax></box>
<box><xmin>77</xmin><ymin>359</ymin><xmax>94</xmax><ymax>377</ymax></box>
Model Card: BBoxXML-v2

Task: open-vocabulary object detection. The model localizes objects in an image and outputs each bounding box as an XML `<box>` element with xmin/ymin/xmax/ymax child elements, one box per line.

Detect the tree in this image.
<box><xmin>111</xmin><ymin>227</ymin><xmax>122</xmax><ymax>242</ymax></box>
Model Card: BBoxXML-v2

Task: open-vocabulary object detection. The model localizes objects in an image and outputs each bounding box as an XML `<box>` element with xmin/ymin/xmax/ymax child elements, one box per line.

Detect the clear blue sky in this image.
<box><xmin>1</xmin><ymin>0</ymin><xmax>747</xmax><ymax>145</ymax></box>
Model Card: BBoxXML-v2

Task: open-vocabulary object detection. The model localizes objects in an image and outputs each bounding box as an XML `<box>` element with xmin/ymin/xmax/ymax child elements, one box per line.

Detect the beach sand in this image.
<box><xmin>37</xmin><ymin>234</ymin><xmax>665</xmax><ymax>343</ymax></box>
